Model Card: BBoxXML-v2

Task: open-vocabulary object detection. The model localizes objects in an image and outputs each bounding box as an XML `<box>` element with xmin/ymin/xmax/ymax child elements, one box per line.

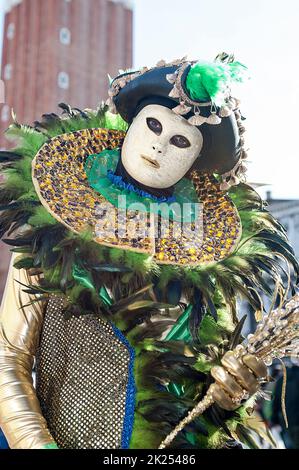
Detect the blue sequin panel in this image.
<box><xmin>111</xmin><ymin>323</ymin><xmax>136</xmax><ymax>449</ymax></box>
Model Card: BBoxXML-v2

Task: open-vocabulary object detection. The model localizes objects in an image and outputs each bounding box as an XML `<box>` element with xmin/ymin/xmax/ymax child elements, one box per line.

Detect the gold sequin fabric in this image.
<box><xmin>35</xmin><ymin>296</ymin><xmax>131</xmax><ymax>449</ymax></box>
<box><xmin>32</xmin><ymin>127</ymin><xmax>241</xmax><ymax>266</ymax></box>
<box><xmin>155</xmin><ymin>171</ymin><xmax>241</xmax><ymax>265</ymax></box>
<box><xmin>32</xmin><ymin>128</ymin><xmax>154</xmax><ymax>254</ymax></box>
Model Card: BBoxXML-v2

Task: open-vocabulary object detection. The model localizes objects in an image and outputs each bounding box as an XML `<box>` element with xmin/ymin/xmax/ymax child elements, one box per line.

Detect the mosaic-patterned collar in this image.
<box><xmin>32</xmin><ymin>127</ymin><xmax>242</xmax><ymax>266</ymax></box>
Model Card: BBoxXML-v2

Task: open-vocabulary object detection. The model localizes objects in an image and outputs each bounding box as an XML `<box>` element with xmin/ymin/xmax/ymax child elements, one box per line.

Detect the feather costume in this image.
<box><xmin>0</xmin><ymin>55</ymin><xmax>298</xmax><ymax>449</ymax></box>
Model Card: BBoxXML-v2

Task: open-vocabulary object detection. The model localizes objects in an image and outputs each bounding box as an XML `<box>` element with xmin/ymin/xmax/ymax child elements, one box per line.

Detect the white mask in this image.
<box><xmin>121</xmin><ymin>104</ymin><xmax>203</xmax><ymax>188</ymax></box>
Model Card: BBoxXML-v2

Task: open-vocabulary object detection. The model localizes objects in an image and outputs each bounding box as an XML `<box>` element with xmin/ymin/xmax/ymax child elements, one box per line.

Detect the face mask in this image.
<box><xmin>121</xmin><ymin>104</ymin><xmax>203</xmax><ymax>188</ymax></box>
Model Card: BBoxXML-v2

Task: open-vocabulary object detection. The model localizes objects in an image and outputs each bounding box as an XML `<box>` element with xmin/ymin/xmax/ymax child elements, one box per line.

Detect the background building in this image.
<box><xmin>0</xmin><ymin>0</ymin><xmax>133</xmax><ymax>146</ymax></box>
<box><xmin>267</xmin><ymin>192</ymin><xmax>299</xmax><ymax>257</ymax></box>
<box><xmin>243</xmin><ymin>191</ymin><xmax>299</xmax><ymax>335</ymax></box>
<box><xmin>0</xmin><ymin>0</ymin><xmax>133</xmax><ymax>300</ymax></box>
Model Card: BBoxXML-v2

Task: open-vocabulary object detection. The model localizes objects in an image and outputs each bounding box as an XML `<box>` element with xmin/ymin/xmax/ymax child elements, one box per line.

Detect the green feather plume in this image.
<box><xmin>186</xmin><ymin>60</ymin><xmax>248</xmax><ymax>106</ymax></box>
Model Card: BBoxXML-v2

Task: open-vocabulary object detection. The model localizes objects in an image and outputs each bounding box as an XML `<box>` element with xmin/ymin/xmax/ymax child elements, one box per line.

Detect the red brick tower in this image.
<box><xmin>0</xmin><ymin>0</ymin><xmax>133</xmax><ymax>146</ymax></box>
<box><xmin>0</xmin><ymin>0</ymin><xmax>133</xmax><ymax>300</ymax></box>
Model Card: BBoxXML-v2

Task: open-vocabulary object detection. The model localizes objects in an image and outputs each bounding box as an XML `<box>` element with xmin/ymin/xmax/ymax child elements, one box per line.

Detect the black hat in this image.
<box><xmin>107</xmin><ymin>55</ymin><xmax>248</xmax><ymax>189</ymax></box>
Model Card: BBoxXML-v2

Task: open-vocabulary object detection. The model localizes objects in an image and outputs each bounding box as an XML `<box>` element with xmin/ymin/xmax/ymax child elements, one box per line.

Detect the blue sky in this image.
<box><xmin>1</xmin><ymin>0</ymin><xmax>299</xmax><ymax>199</ymax></box>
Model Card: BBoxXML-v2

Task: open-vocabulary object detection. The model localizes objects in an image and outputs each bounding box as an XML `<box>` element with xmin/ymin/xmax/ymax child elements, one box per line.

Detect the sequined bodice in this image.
<box><xmin>35</xmin><ymin>296</ymin><xmax>135</xmax><ymax>449</ymax></box>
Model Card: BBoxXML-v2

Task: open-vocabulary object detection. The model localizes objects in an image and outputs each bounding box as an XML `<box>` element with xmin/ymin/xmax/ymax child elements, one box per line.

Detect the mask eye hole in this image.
<box><xmin>170</xmin><ymin>135</ymin><xmax>191</xmax><ymax>148</ymax></box>
<box><xmin>146</xmin><ymin>117</ymin><xmax>162</xmax><ymax>136</ymax></box>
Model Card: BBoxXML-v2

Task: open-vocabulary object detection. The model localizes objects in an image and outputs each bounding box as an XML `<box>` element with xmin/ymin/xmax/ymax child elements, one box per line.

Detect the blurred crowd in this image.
<box><xmin>258</xmin><ymin>362</ymin><xmax>299</xmax><ymax>449</ymax></box>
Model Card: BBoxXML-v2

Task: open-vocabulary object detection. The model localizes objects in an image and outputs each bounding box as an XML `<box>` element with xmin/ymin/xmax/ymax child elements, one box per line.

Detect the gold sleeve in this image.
<box><xmin>0</xmin><ymin>253</ymin><xmax>56</xmax><ymax>449</ymax></box>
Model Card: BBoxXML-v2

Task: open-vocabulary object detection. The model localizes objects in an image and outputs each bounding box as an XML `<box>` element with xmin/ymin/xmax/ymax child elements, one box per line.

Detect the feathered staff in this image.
<box><xmin>159</xmin><ymin>293</ymin><xmax>299</xmax><ymax>448</ymax></box>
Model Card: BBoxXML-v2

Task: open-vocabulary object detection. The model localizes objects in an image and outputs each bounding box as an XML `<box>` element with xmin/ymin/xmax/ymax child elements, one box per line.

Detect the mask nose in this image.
<box><xmin>152</xmin><ymin>143</ymin><xmax>163</xmax><ymax>155</ymax></box>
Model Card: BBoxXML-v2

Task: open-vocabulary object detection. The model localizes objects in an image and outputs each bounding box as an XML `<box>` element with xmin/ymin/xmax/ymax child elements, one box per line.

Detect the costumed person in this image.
<box><xmin>0</xmin><ymin>53</ymin><xmax>298</xmax><ymax>449</ymax></box>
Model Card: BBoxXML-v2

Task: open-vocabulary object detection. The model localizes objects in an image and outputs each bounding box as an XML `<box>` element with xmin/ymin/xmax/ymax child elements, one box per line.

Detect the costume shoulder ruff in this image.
<box><xmin>32</xmin><ymin>127</ymin><xmax>241</xmax><ymax>266</ymax></box>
